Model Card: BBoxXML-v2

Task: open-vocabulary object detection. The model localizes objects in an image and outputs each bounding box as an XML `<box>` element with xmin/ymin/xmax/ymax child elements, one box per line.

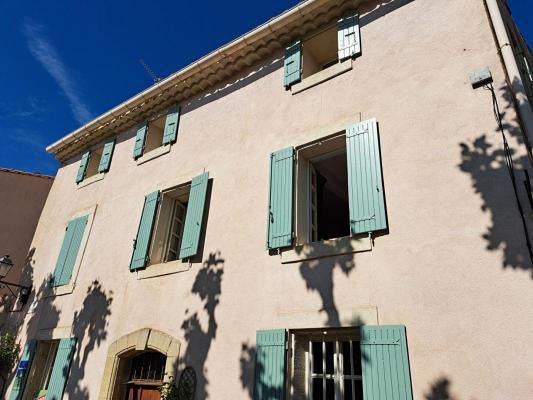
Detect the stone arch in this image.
<box><xmin>98</xmin><ymin>328</ymin><xmax>181</xmax><ymax>400</ymax></box>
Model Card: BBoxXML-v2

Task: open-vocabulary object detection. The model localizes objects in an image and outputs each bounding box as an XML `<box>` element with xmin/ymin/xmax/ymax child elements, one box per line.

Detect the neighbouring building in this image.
<box><xmin>0</xmin><ymin>168</ymin><xmax>53</xmax><ymax>331</ymax></box>
<box><xmin>7</xmin><ymin>0</ymin><xmax>533</xmax><ymax>399</ymax></box>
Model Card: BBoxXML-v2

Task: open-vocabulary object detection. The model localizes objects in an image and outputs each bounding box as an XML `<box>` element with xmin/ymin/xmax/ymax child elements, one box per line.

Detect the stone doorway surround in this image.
<box><xmin>98</xmin><ymin>328</ymin><xmax>181</xmax><ymax>400</ymax></box>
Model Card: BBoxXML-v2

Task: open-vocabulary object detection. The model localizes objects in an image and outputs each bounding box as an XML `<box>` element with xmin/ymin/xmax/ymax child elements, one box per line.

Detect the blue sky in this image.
<box><xmin>1</xmin><ymin>0</ymin><xmax>531</xmax><ymax>175</ymax></box>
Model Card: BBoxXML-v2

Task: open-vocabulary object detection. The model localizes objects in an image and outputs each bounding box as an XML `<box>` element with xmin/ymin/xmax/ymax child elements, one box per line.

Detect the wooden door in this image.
<box><xmin>126</xmin><ymin>385</ymin><xmax>161</xmax><ymax>400</ymax></box>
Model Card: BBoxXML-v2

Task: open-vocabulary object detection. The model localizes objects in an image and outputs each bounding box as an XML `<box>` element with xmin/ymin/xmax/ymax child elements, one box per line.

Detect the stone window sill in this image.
<box><xmin>44</xmin><ymin>283</ymin><xmax>75</xmax><ymax>297</ymax></box>
<box><xmin>281</xmin><ymin>235</ymin><xmax>371</xmax><ymax>264</ymax></box>
<box><xmin>137</xmin><ymin>259</ymin><xmax>190</xmax><ymax>280</ymax></box>
<box><xmin>136</xmin><ymin>144</ymin><xmax>171</xmax><ymax>165</ymax></box>
<box><xmin>291</xmin><ymin>59</ymin><xmax>353</xmax><ymax>95</ymax></box>
<box><xmin>77</xmin><ymin>172</ymin><xmax>105</xmax><ymax>189</ymax></box>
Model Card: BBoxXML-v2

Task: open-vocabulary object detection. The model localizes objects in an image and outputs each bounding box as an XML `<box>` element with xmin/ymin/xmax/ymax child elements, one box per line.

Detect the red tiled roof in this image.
<box><xmin>0</xmin><ymin>168</ymin><xmax>55</xmax><ymax>180</ymax></box>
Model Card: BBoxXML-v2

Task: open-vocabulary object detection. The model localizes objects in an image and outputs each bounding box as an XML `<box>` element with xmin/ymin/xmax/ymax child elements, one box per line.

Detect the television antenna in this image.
<box><xmin>139</xmin><ymin>59</ymin><xmax>161</xmax><ymax>83</ymax></box>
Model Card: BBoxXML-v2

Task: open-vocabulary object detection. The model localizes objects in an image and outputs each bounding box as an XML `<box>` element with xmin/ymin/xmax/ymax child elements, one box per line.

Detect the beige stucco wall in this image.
<box><xmin>11</xmin><ymin>0</ymin><xmax>533</xmax><ymax>399</ymax></box>
<box><xmin>0</xmin><ymin>170</ymin><xmax>52</xmax><ymax>327</ymax></box>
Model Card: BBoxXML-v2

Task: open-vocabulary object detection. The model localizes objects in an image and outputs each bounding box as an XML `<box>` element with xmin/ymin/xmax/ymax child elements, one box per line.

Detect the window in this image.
<box><xmin>253</xmin><ymin>327</ymin><xmax>413</xmax><ymax>400</ymax></box>
<box><xmin>133</xmin><ymin>105</ymin><xmax>180</xmax><ymax>161</ymax></box>
<box><xmin>17</xmin><ymin>338</ymin><xmax>77</xmax><ymax>400</ymax></box>
<box><xmin>267</xmin><ymin>119</ymin><xmax>387</xmax><ymax>252</ymax></box>
<box><xmin>22</xmin><ymin>340</ymin><xmax>59</xmax><ymax>399</ymax></box>
<box><xmin>302</xmin><ymin>26</ymin><xmax>338</xmax><ymax>79</ymax></box>
<box><xmin>130</xmin><ymin>172</ymin><xmax>210</xmax><ymax>272</ymax></box>
<box><xmin>283</xmin><ymin>13</ymin><xmax>360</xmax><ymax>89</ymax></box>
<box><xmin>150</xmin><ymin>184</ymin><xmax>190</xmax><ymax>265</ymax></box>
<box><xmin>75</xmin><ymin>139</ymin><xmax>115</xmax><ymax>184</ymax></box>
<box><xmin>298</xmin><ymin>331</ymin><xmax>363</xmax><ymax>400</ymax></box>
<box><xmin>301</xmin><ymin>136</ymin><xmax>350</xmax><ymax>243</ymax></box>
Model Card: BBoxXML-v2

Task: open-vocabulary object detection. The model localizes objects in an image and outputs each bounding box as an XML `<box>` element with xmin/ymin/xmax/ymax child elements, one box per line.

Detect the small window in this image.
<box><xmin>145</xmin><ymin>114</ymin><xmax>166</xmax><ymax>153</ymax></box>
<box><xmin>296</xmin><ymin>134</ymin><xmax>350</xmax><ymax>244</ymax></box>
<box><xmin>302</xmin><ymin>26</ymin><xmax>338</xmax><ymax>79</ymax></box>
<box><xmin>22</xmin><ymin>340</ymin><xmax>59</xmax><ymax>399</ymax></box>
<box><xmin>149</xmin><ymin>184</ymin><xmax>190</xmax><ymax>265</ymax></box>
<box><xmin>84</xmin><ymin>145</ymin><xmax>103</xmax><ymax>180</ymax></box>
<box><xmin>290</xmin><ymin>329</ymin><xmax>363</xmax><ymax>400</ymax></box>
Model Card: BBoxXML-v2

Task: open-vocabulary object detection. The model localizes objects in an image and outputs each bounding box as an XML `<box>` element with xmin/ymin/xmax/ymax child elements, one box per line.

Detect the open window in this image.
<box><xmin>129</xmin><ymin>172</ymin><xmax>210</xmax><ymax>274</ymax></box>
<box><xmin>22</xmin><ymin>340</ymin><xmax>59</xmax><ymax>400</ymax></box>
<box><xmin>283</xmin><ymin>13</ymin><xmax>361</xmax><ymax>90</ymax></box>
<box><xmin>267</xmin><ymin>119</ymin><xmax>387</xmax><ymax>254</ymax></box>
<box><xmin>297</xmin><ymin>135</ymin><xmax>350</xmax><ymax>244</ymax></box>
<box><xmin>301</xmin><ymin>26</ymin><xmax>338</xmax><ymax>79</ymax></box>
<box><xmin>133</xmin><ymin>105</ymin><xmax>181</xmax><ymax>162</ymax></box>
<box><xmin>75</xmin><ymin>138</ymin><xmax>116</xmax><ymax>185</ymax></box>
<box><xmin>149</xmin><ymin>184</ymin><xmax>190</xmax><ymax>265</ymax></box>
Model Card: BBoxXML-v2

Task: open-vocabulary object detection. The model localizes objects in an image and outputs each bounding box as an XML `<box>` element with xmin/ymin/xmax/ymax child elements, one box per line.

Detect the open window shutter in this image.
<box><xmin>46</xmin><ymin>337</ymin><xmax>77</xmax><ymax>400</ymax></box>
<box><xmin>130</xmin><ymin>191</ymin><xmax>160</xmax><ymax>270</ymax></box>
<box><xmin>75</xmin><ymin>151</ymin><xmax>90</xmax><ymax>184</ymax></box>
<box><xmin>267</xmin><ymin>147</ymin><xmax>294</xmax><ymax>250</ymax></box>
<box><xmin>346</xmin><ymin>119</ymin><xmax>387</xmax><ymax>235</ymax></box>
<box><xmin>133</xmin><ymin>123</ymin><xmax>148</xmax><ymax>159</ymax></box>
<box><xmin>179</xmin><ymin>172</ymin><xmax>209</xmax><ymax>259</ymax></box>
<box><xmin>360</xmin><ymin>326</ymin><xmax>413</xmax><ymax>400</ymax></box>
<box><xmin>284</xmin><ymin>41</ymin><xmax>301</xmax><ymax>88</ymax></box>
<box><xmin>98</xmin><ymin>138</ymin><xmax>116</xmax><ymax>173</ymax></box>
<box><xmin>253</xmin><ymin>329</ymin><xmax>287</xmax><ymax>400</ymax></box>
<box><xmin>52</xmin><ymin>216</ymin><xmax>88</xmax><ymax>287</ymax></box>
<box><xmin>9</xmin><ymin>340</ymin><xmax>36</xmax><ymax>400</ymax></box>
<box><xmin>162</xmin><ymin>105</ymin><xmax>181</xmax><ymax>145</ymax></box>
<box><xmin>337</xmin><ymin>13</ymin><xmax>361</xmax><ymax>60</ymax></box>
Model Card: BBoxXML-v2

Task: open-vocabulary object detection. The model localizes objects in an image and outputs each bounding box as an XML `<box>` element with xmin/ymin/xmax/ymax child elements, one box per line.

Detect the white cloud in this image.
<box><xmin>22</xmin><ymin>20</ymin><xmax>93</xmax><ymax>125</ymax></box>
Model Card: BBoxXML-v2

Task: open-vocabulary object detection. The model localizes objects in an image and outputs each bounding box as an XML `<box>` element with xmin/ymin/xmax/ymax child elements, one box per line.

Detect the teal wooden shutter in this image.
<box><xmin>97</xmin><ymin>138</ymin><xmax>116</xmax><ymax>173</ymax></box>
<box><xmin>130</xmin><ymin>191</ymin><xmax>160</xmax><ymax>270</ymax></box>
<box><xmin>361</xmin><ymin>325</ymin><xmax>413</xmax><ymax>400</ymax></box>
<box><xmin>133</xmin><ymin>122</ymin><xmax>148</xmax><ymax>159</ymax></box>
<box><xmin>9</xmin><ymin>340</ymin><xmax>36</xmax><ymax>400</ymax></box>
<box><xmin>162</xmin><ymin>105</ymin><xmax>181</xmax><ymax>145</ymax></box>
<box><xmin>284</xmin><ymin>41</ymin><xmax>301</xmax><ymax>88</ymax></box>
<box><xmin>253</xmin><ymin>329</ymin><xmax>287</xmax><ymax>400</ymax></box>
<box><xmin>337</xmin><ymin>13</ymin><xmax>361</xmax><ymax>60</ymax></box>
<box><xmin>267</xmin><ymin>147</ymin><xmax>294</xmax><ymax>250</ymax></box>
<box><xmin>179</xmin><ymin>172</ymin><xmax>209</xmax><ymax>259</ymax></box>
<box><xmin>46</xmin><ymin>337</ymin><xmax>77</xmax><ymax>400</ymax></box>
<box><xmin>75</xmin><ymin>151</ymin><xmax>90</xmax><ymax>184</ymax></box>
<box><xmin>346</xmin><ymin>119</ymin><xmax>387</xmax><ymax>235</ymax></box>
<box><xmin>51</xmin><ymin>215</ymin><xmax>88</xmax><ymax>287</ymax></box>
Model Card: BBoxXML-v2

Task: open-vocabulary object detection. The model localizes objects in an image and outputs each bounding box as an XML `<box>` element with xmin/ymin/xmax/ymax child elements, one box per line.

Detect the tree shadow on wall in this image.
<box><xmin>65</xmin><ymin>280</ymin><xmax>113</xmax><ymax>399</ymax></box>
<box><xmin>458</xmin><ymin>81</ymin><xmax>533</xmax><ymax>275</ymax></box>
<box><xmin>178</xmin><ymin>251</ymin><xmax>224</xmax><ymax>399</ymax></box>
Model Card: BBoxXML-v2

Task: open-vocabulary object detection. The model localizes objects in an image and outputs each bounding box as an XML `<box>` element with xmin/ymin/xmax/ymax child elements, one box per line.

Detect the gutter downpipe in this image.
<box><xmin>485</xmin><ymin>0</ymin><xmax>533</xmax><ymax>162</ymax></box>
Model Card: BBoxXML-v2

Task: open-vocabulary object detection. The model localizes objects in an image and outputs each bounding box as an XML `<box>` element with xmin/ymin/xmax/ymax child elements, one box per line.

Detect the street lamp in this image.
<box><xmin>0</xmin><ymin>254</ymin><xmax>32</xmax><ymax>306</ymax></box>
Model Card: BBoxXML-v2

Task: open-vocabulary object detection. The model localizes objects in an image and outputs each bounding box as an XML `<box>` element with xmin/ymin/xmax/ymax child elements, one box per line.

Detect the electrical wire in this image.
<box><xmin>484</xmin><ymin>83</ymin><xmax>533</xmax><ymax>267</ymax></box>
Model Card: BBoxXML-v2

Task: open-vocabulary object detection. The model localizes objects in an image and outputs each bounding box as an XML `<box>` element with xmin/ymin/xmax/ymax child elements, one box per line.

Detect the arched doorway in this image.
<box><xmin>98</xmin><ymin>328</ymin><xmax>181</xmax><ymax>400</ymax></box>
<box><xmin>124</xmin><ymin>351</ymin><xmax>166</xmax><ymax>400</ymax></box>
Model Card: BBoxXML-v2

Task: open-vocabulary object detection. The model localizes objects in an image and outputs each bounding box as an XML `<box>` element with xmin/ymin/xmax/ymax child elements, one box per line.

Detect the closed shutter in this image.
<box><xmin>162</xmin><ymin>105</ymin><xmax>181</xmax><ymax>145</ymax></box>
<box><xmin>346</xmin><ymin>119</ymin><xmax>387</xmax><ymax>235</ymax></box>
<box><xmin>9</xmin><ymin>340</ymin><xmax>36</xmax><ymax>400</ymax></box>
<box><xmin>97</xmin><ymin>138</ymin><xmax>116</xmax><ymax>173</ymax></box>
<box><xmin>130</xmin><ymin>191</ymin><xmax>160</xmax><ymax>270</ymax></box>
<box><xmin>284</xmin><ymin>41</ymin><xmax>301</xmax><ymax>88</ymax></box>
<box><xmin>253</xmin><ymin>329</ymin><xmax>287</xmax><ymax>400</ymax></box>
<box><xmin>75</xmin><ymin>151</ymin><xmax>90</xmax><ymax>184</ymax></box>
<box><xmin>46</xmin><ymin>338</ymin><xmax>77</xmax><ymax>400</ymax></box>
<box><xmin>133</xmin><ymin>123</ymin><xmax>148</xmax><ymax>159</ymax></box>
<box><xmin>179</xmin><ymin>172</ymin><xmax>209</xmax><ymax>260</ymax></box>
<box><xmin>52</xmin><ymin>215</ymin><xmax>88</xmax><ymax>287</ymax></box>
<box><xmin>337</xmin><ymin>13</ymin><xmax>361</xmax><ymax>60</ymax></box>
<box><xmin>267</xmin><ymin>147</ymin><xmax>294</xmax><ymax>250</ymax></box>
<box><xmin>360</xmin><ymin>325</ymin><xmax>413</xmax><ymax>400</ymax></box>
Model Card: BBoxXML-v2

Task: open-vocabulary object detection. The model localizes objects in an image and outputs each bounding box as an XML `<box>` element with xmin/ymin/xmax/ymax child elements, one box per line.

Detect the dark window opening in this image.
<box><xmin>128</xmin><ymin>351</ymin><xmax>166</xmax><ymax>383</ymax></box>
<box><xmin>310</xmin><ymin>148</ymin><xmax>350</xmax><ymax>241</ymax></box>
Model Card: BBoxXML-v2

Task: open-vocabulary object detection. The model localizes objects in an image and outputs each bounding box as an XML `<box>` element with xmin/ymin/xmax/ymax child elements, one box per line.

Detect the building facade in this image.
<box><xmin>7</xmin><ymin>0</ymin><xmax>533</xmax><ymax>399</ymax></box>
<box><xmin>0</xmin><ymin>168</ymin><xmax>53</xmax><ymax>330</ymax></box>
